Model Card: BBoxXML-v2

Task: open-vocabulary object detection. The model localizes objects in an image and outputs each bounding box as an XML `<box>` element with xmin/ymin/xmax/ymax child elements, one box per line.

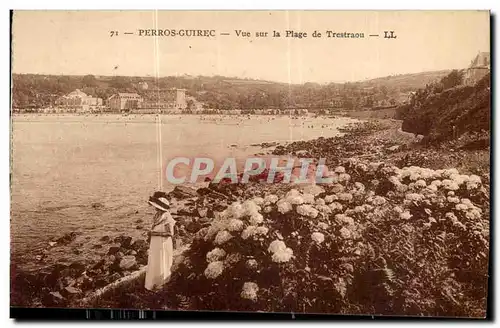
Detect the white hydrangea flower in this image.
<box><xmin>400</xmin><ymin>211</ymin><xmax>412</xmax><ymax>220</ymax></box>
<box><xmin>302</xmin><ymin>193</ymin><xmax>315</xmax><ymax>204</ymax></box>
<box><xmin>354</xmin><ymin>205</ymin><xmax>365</xmax><ymax>213</ymax></box>
<box><xmin>242</xmin><ymin>200</ymin><xmax>260</xmax><ymax>216</ymax></box>
<box><xmin>227</xmin><ymin>218</ymin><xmax>245</xmax><ymax>232</ymax></box>
<box><xmin>405</xmin><ymin>193</ymin><xmax>424</xmax><ymax>202</ymax></box>
<box><xmin>277</xmin><ymin>200</ymin><xmax>293</xmax><ymax>214</ymax></box>
<box><xmin>442</xmin><ymin>179</ymin><xmax>460</xmax><ymax>191</ymax></box>
<box><xmin>324</xmin><ymin>194</ymin><xmax>338</xmax><ymax>203</ymax></box>
<box><xmin>264</xmin><ymin>194</ymin><xmax>279</xmax><ymax>204</ymax></box>
<box><xmin>311</xmin><ymin>232</ymin><xmax>325</xmax><ymax>244</ymax></box>
<box><xmin>229</xmin><ymin>202</ymin><xmax>245</xmax><ymax>219</ymax></box>
<box><xmin>338</xmin><ymin>173</ymin><xmax>351</xmax><ymax>182</ymax></box>
<box><xmin>461</xmin><ymin>198</ymin><xmax>473</xmax><ymax>207</ymax></box>
<box><xmin>206</xmin><ymin>248</ymin><xmax>227</xmax><ymax>263</ymax></box>
<box><xmin>447</xmin><ymin>196</ymin><xmax>460</xmax><ymax>204</ymax></box>
<box><xmin>354</xmin><ymin>182</ymin><xmax>366</xmax><ymax>191</ymax></box>
<box><xmin>455</xmin><ymin>203</ymin><xmax>468</xmax><ymax>211</ymax></box>
<box><xmin>240</xmin><ymin>282</ymin><xmax>259</xmax><ymax>301</ymax></box>
<box><xmin>318</xmin><ymin>222</ymin><xmax>329</xmax><ymax>230</ymax></box>
<box><xmin>415</xmin><ymin>180</ymin><xmax>427</xmax><ymax>188</ymax></box>
<box><xmin>426</xmin><ymin>184</ymin><xmax>438</xmax><ymax>193</ymax></box>
<box><xmin>331</xmin><ymin>184</ymin><xmax>345</xmax><ymax>194</ymax></box>
<box><xmin>214</xmin><ymin>230</ymin><xmax>233</xmax><ymax>245</ymax></box>
<box><xmin>430</xmin><ymin>180</ymin><xmax>442</xmax><ymax>187</ymax></box>
<box><xmin>252</xmin><ymin>197</ymin><xmax>265</xmax><ymax>206</ymax></box>
<box><xmin>393</xmin><ymin>206</ymin><xmax>403</xmax><ymax>214</ymax></box>
<box><xmin>245</xmin><ymin>259</ymin><xmax>258</xmax><ymax>270</ymax></box>
<box><xmin>316</xmin><ymin>198</ymin><xmax>326</xmax><ymax>206</ymax></box>
<box><xmin>442</xmin><ymin>168</ymin><xmax>459</xmax><ymax>179</ymax></box>
<box><xmin>249</xmin><ymin>212</ymin><xmax>264</xmax><ymax>225</ymax></box>
<box><xmin>372</xmin><ymin>196</ymin><xmax>387</xmax><ymax>206</ymax></box>
<box><xmin>338</xmin><ymin>193</ymin><xmax>353</xmax><ymax>202</ymax></box>
<box><xmin>296</xmin><ymin>204</ymin><xmax>319</xmax><ymax>218</ymax></box>
<box><xmin>339</xmin><ymin>227</ymin><xmax>352</xmax><ymax>239</ymax></box>
<box><xmin>268</xmin><ymin>240</ymin><xmax>286</xmax><ymax>253</ymax></box>
<box><xmin>254</xmin><ymin>226</ymin><xmax>269</xmax><ymax>236</ymax></box>
<box><xmin>329</xmin><ymin>202</ymin><xmax>343</xmax><ymax>211</ymax></box>
<box><xmin>241</xmin><ymin>225</ymin><xmax>257</xmax><ymax>240</ymax></box>
<box><xmin>263</xmin><ymin>205</ymin><xmax>273</xmax><ymax>213</ymax></box>
<box><xmin>466</xmin><ymin>208</ymin><xmax>482</xmax><ymax>220</ymax></box>
<box><xmin>204</xmin><ymin>261</ymin><xmax>224</xmax><ymax>279</ymax></box>
<box><xmin>271</xmin><ymin>247</ymin><xmax>293</xmax><ymax>263</ymax></box>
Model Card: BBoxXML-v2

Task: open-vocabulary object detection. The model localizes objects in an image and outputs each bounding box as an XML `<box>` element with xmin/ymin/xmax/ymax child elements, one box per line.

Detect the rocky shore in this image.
<box><xmin>10</xmin><ymin>119</ymin><xmax>490</xmax><ymax>316</ymax></box>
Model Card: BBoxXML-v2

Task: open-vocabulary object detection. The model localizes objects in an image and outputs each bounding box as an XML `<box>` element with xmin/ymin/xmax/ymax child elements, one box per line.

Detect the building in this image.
<box><xmin>107</xmin><ymin>93</ymin><xmax>143</xmax><ymax>112</ymax></box>
<box><xmin>140</xmin><ymin>88</ymin><xmax>187</xmax><ymax>112</ymax></box>
<box><xmin>464</xmin><ymin>52</ymin><xmax>490</xmax><ymax>86</ymax></box>
<box><xmin>54</xmin><ymin>89</ymin><xmax>103</xmax><ymax>112</ymax></box>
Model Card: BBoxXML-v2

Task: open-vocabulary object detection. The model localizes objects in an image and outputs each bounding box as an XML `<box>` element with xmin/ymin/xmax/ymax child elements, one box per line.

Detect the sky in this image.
<box><xmin>11</xmin><ymin>10</ymin><xmax>490</xmax><ymax>84</ymax></box>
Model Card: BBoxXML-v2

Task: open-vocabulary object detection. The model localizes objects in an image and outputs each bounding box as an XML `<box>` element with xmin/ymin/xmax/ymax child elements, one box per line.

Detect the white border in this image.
<box><xmin>2</xmin><ymin>1</ymin><xmax>498</xmax><ymax>328</ymax></box>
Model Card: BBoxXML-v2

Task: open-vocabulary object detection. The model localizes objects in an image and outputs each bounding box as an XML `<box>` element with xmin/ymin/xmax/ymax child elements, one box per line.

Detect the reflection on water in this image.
<box><xmin>11</xmin><ymin>114</ymin><xmax>357</xmax><ymax>267</ymax></box>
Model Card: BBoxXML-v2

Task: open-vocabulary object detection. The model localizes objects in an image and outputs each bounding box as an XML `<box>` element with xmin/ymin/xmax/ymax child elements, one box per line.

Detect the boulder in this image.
<box><xmin>107</xmin><ymin>245</ymin><xmax>121</xmax><ymax>255</ymax></box>
<box><xmin>55</xmin><ymin>232</ymin><xmax>79</xmax><ymax>245</ymax></box>
<box><xmin>197</xmin><ymin>208</ymin><xmax>208</xmax><ymax>218</ymax></box>
<box><xmin>114</xmin><ymin>235</ymin><xmax>132</xmax><ymax>248</ymax></box>
<box><xmin>170</xmin><ymin>186</ymin><xmax>198</xmax><ymax>199</ymax></box>
<box><xmin>130</xmin><ymin>239</ymin><xmax>148</xmax><ymax>252</ymax></box>
<box><xmin>135</xmin><ymin>219</ymin><xmax>144</xmax><ymax>224</ymax></box>
<box><xmin>100</xmin><ymin>235</ymin><xmax>110</xmax><ymax>242</ymax></box>
<box><xmin>119</xmin><ymin>256</ymin><xmax>138</xmax><ymax>270</ymax></box>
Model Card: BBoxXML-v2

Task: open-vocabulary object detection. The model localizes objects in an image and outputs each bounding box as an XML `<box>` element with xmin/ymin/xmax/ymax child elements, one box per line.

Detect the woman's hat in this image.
<box><xmin>148</xmin><ymin>191</ymin><xmax>170</xmax><ymax>212</ymax></box>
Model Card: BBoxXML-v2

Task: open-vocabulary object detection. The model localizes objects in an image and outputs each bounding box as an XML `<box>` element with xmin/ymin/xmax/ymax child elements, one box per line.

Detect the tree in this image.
<box><xmin>82</xmin><ymin>75</ymin><xmax>97</xmax><ymax>87</ymax></box>
<box><xmin>440</xmin><ymin>70</ymin><xmax>464</xmax><ymax>90</ymax></box>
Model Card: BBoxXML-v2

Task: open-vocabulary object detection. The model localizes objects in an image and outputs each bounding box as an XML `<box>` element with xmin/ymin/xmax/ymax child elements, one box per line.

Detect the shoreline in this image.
<box><xmin>10</xmin><ymin>118</ymin><xmax>490</xmax><ymax>315</ymax></box>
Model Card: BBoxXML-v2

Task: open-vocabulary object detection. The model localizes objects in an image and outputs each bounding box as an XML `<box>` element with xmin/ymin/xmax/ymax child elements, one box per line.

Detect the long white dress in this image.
<box><xmin>144</xmin><ymin>211</ymin><xmax>176</xmax><ymax>291</ymax></box>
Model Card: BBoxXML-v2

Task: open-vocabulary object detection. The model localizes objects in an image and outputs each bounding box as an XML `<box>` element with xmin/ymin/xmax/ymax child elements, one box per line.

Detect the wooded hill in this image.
<box><xmin>11</xmin><ymin>70</ymin><xmax>451</xmax><ymax>110</ymax></box>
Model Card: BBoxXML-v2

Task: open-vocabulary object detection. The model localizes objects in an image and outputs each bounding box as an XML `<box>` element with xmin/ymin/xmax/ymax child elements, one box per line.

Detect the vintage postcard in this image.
<box><xmin>10</xmin><ymin>10</ymin><xmax>491</xmax><ymax>318</ymax></box>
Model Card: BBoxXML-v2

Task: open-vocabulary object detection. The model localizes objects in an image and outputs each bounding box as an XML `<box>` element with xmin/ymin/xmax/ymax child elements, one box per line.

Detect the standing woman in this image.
<box><xmin>145</xmin><ymin>191</ymin><xmax>177</xmax><ymax>291</ymax></box>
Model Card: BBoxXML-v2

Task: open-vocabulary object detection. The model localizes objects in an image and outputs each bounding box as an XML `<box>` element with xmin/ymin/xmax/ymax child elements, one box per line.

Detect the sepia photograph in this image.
<box><xmin>9</xmin><ymin>10</ymin><xmax>491</xmax><ymax>318</ymax></box>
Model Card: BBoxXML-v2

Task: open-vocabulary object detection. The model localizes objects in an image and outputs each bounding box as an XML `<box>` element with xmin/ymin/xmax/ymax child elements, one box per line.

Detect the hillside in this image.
<box><xmin>397</xmin><ymin>72</ymin><xmax>490</xmax><ymax>145</ymax></box>
<box><xmin>11</xmin><ymin>70</ymin><xmax>450</xmax><ymax>111</ymax></box>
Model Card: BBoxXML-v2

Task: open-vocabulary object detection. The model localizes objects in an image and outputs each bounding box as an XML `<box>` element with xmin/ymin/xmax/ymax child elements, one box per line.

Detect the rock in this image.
<box><xmin>48</xmin><ymin>241</ymin><xmax>57</xmax><ymax>247</ymax></box>
<box><xmin>136</xmin><ymin>250</ymin><xmax>148</xmax><ymax>265</ymax></box>
<box><xmin>72</xmin><ymin>248</ymin><xmax>82</xmax><ymax>255</ymax></box>
<box><xmin>108</xmin><ymin>245</ymin><xmax>121</xmax><ymax>255</ymax></box>
<box><xmin>198</xmin><ymin>208</ymin><xmax>208</xmax><ymax>218</ymax></box>
<box><xmin>92</xmin><ymin>244</ymin><xmax>103</xmax><ymax>249</ymax></box>
<box><xmin>42</xmin><ymin>291</ymin><xmax>65</xmax><ymax>306</ymax></box>
<box><xmin>170</xmin><ymin>186</ymin><xmax>198</xmax><ymax>199</ymax></box>
<box><xmin>100</xmin><ymin>235</ymin><xmax>110</xmax><ymax>242</ymax></box>
<box><xmin>128</xmin><ymin>250</ymin><xmax>137</xmax><ymax>256</ymax></box>
<box><xmin>68</xmin><ymin>262</ymin><xmax>86</xmax><ymax>277</ymax></box>
<box><xmin>135</xmin><ymin>219</ymin><xmax>143</xmax><ymax>224</ymax></box>
<box><xmin>91</xmin><ymin>202</ymin><xmax>104</xmax><ymax>209</ymax></box>
<box><xmin>119</xmin><ymin>256</ymin><xmax>138</xmax><ymax>270</ymax></box>
<box><xmin>136</xmin><ymin>225</ymin><xmax>143</xmax><ymax>230</ymax></box>
<box><xmin>116</xmin><ymin>252</ymin><xmax>124</xmax><ymax>259</ymax></box>
<box><xmin>35</xmin><ymin>255</ymin><xmax>44</xmax><ymax>261</ymax></box>
<box><xmin>55</xmin><ymin>232</ymin><xmax>78</xmax><ymax>245</ymax></box>
<box><xmin>92</xmin><ymin>259</ymin><xmax>105</xmax><ymax>270</ymax></box>
<box><xmin>178</xmin><ymin>207</ymin><xmax>197</xmax><ymax>216</ymax></box>
<box><xmin>61</xmin><ymin>286</ymin><xmax>81</xmax><ymax>297</ymax></box>
<box><xmin>387</xmin><ymin>145</ymin><xmax>400</xmax><ymax>152</ymax></box>
<box><xmin>130</xmin><ymin>239</ymin><xmax>148</xmax><ymax>252</ymax></box>
<box><xmin>109</xmin><ymin>272</ymin><xmax>121</xmax><ymax>282</ymax></box>
<box><xmin>113</xmin><ymin>235</ymin><xmax>132</xmax><ymax>248</ymax></box>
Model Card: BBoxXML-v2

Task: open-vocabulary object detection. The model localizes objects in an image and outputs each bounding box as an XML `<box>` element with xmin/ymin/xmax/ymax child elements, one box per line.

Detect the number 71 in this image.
<box><xmin>110</xmin><ymin>31</ymin><xmax>119</xmax><ymax>37</ymax></box>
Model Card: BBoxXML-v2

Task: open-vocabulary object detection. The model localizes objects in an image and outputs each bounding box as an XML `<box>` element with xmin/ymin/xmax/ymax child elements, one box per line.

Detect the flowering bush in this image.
<box><xmin>157</xmin><ymin>160</ymin><xmax>489</xmax><ymax>317</ymax></box>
